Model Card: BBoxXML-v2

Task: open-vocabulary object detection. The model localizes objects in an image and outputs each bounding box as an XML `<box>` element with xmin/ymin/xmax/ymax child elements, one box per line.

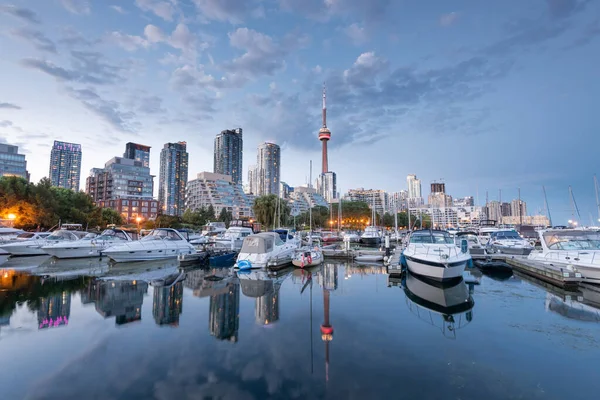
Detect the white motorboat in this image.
<box><xmin>485</xmin><ymin>229</ymin><xmax>533</xmax><ymax>255</ymax></box>
<box><xmin>478</xmin><ymin>226</ymin><xmax>499</xmax><ymax>247</ymax></box>
<box><xmin>102</xmin><ymin>228</ymin><xmax>195</xmax><ymax>263</ymax></box>
<box><xmin>528</xmin><ymin>229</ymin><xmax>600</xmax><ymax>282</ymax></box>
<box><xmin>292</xmin><ymin>240</ymin><xmax>323</xmax><ymax>268</ymax></box>
<box><xmin>342</xmin><ymin>231</ymin><xmax>360</xmax><ymax>243</ymax></box>
<box><xmin>454</xmin><ymin>231</ymin><xmax>486</xmax><ymax>255</ymax></box>
<box><xmin>403</xmin><ymin>230</ymin><xmax>471</xmax><ymax>281</ymax></box>
<box><xmin>0</xmin><ymin>230</ymin><xmax>81</xmax><ymax>256</ymax></box>
<box><xmin>404</xmin><ymin>272</ymin><xmax>474</xmax><ymax>338</ymax></box>
<box><xmin>211</xmin><ymin>226</ymin><xmax>254</xmax><ymax>251</ymax></box>
<box><xmin>0</xmin><ymin>227</ymin><xmax>25</xmax><ymax>242</ymax></box>
<box><xmin>201</xmin><ymin>221</ymin><xmax>227</xmax><ymax>237</ymax></box>
<box><xmin>0</xmin><ymin>249</ymin><xmax>10</xmax><ymax>265</ymax></box>
<box><xmin>235</xmin><ymin>232</ymin><xmax>297</xmax><ymax>269</ymax></box>
<box><xmin>42</xmin><ymin>228</ymin><xmax>138</xmax><ymax>259</ymax></box>
<box><xmin>360</xmin><ymin>226</ymin><xmax>383</xmax><ymax>245</ymax></box>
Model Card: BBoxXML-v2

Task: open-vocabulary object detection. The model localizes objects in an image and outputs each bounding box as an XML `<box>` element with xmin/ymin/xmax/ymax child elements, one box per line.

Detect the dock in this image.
<box><xmin>505</xmin><ymin>258</ymin><xmax>582</xmax><ymax>288</ymax></box>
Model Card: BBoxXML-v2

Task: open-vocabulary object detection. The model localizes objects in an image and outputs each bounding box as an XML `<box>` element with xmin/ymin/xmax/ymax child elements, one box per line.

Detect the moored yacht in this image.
<box><xmin>342</xmin><ymin>231</ymin><xmax>360</xmax><ymax>243</ymax></box>
<box><xmin>235</xmin><ymin>232</ymin><xmax>297</xmax><ymax>269</ymax></box>
<box><xmin>403</xmin><ymin>230</ymin><xmax>471</xmax><ymax>282</ymax></box>
<box><xmin>42</xmin><ymin>228</ymin><xmax>138</xmax><ymax>259</ymax></box>
<box><xmin>0</xmin><ymin>230</ymin><xmax>80</xmax><ymax>256</ymax></box>
<box><xmin>102</xmin><ymin>228</ymin><xmax>195</xmax><ymax>263</ymax></box>
<box><xmin>201</xmin><ymin>222</ymin><xmax>226</xmax><ymax>237</ymax></box>
<box><xmin>486</xmin><ymin>229</ymin><xmax>533</xmax><ymax>255</ymax></box>
<box><xmin>292</xmin><ymin>239</ymin><xmax>323</xmax><ymax>268</ymax></box>
<box><xmin>454</xmin><ymin>231</ymin><xmax>486</xmax><ymax>255</ymax></box>
<box><xmin>211</xmin><ymin>226</ymin><xmax>254</xmax><ymax>251</ymax></box>
<box><xmin>360</xmin><ymin>226</ymin><xmax>383</xmax><ymax>245</ymax></box>
<box><xmin>0</xmin><ymin>227</ymin><xmax>25</xmax><ymax>242</ymax></box>
<box><xmin>528</xmin><ymin>229</ymin><xmax>600</xmax><ymax>282</ymax></box>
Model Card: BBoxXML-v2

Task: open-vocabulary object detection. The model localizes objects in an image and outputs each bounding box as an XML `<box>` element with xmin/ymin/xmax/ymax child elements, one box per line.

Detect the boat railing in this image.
<box><xmin>541</xmin><ymin>250</ymin><xmax>600</xmax><ymax>266</ymax></box>
<box><xmin>411</xmin><ymin>245</ymin><xmax>464</xmax><ymax>260</ymax></box>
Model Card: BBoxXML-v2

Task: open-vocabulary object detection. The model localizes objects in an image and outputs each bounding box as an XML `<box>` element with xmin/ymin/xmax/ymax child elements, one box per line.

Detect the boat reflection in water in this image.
<box><xmin>403</xmin><ymin>272</ymin><xmax>475</xmax><ymax>338</ymax></box>
<box><xmin>545</xmin><ymin>292</ymin><xmax>600</xmax><ymax>322</ymax></box>
<box><xmin>238</xmin><ymin>269</ymin><xmax>291</xmax><ymax>325</ymax></box>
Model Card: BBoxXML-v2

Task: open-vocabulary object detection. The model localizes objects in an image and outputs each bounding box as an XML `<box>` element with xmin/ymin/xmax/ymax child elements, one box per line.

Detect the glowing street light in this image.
<box><xmin>136</xmin><ymin>216</ymin><xmax>142</xmax><ymax>231</ymax></box>
<box><xmin>7</xmin><ymin>213</ymin><xmax>16</xmax><ymax>221</ymax></box>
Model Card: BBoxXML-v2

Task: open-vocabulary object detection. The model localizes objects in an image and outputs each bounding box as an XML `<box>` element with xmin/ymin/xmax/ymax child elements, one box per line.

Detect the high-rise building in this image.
<box><xmin>407</xmin><ymin>174</ymin><xmax>423</xmax><ymax>208</ymax></box>
<box><xmin>85</xmin><ymin>157</ymin><xmax>158</xmax><ymax>222</ymax></box>
<box><xmin>82</xmin><ymin>280</ymin><xmax>148</xmax><ymax>326</ymax></box>
<box><xmin>158</xmin><ymin>142</ymin><xmax>189</xmax><ymax>216</ymax></box>
<box><xmin>388</xmin><ymin>190</ymin><xmax>408</xmax><ymax>211</ymax></box>
<box><xmin>256</xmin><ymin>142</ymin><xmax>280</xmax><ymax>196</ymax></box>
<box><xmin>185</xmin><ymin>172</ymin><xmax>254</xmax><ymax>219</ymax></box>
<box><xmin>511</xmin><ymin>199</ymin><xmax>527</xmax><ymax>219</ymax></box>
<box><xmin>49</xmin><ymin>141</ymin><xmax>82</xmax><ymax>191</ymax></box>
<box><xmin>501</xmin><ymin>202</ymin><xmax>512</xmax><ymax>217</ymax></box>
<box><xmin>124</xmin><ymin>142</ymin><xmax>150</xmax><ymax>168</ymax></box>
<box><xmin>486</xmin><ymin>200</ymin><xmax>502</xmax><ymax>222</ymax></box>
<box><xmin>288</xmin><ymin>185</ymin><xmax>329</xmax><ymax>215</ymax></box>
<box><xmin>0</xmin><ymin>143</ymin><xmax>29</xmax><ymax>181</ymax></box>
<box><xmin>453</xmin><ymin>196</ymin><xmax>475</xmax><ymax>207</ymax></box>
<box><xmin>344</xmin><ymin>188</ymin><xmax>388</xmax><ymax>215</ymax></box>
<box><xmin>430</xmin><ymin>182</ymin><xmax>446</xmax><ymax>194</ymax></box>
<box><xmin>428</xmin><ymin>193</ymin><xmax>453</xmax><ymax>208</ymax></box>
<box><xmin>214</xmin><ymin>128</ymin><xmax>243</xmax><ymax>185</ymax></box>
<box><xmin>317</xmin><ymin>172</ymin><xmax>337</xmax><ymax>203</ymax></box>
<box><xmin>247</xmin><ymin>165</ymin><xmax>257</xmax><ymax>195</ymax></box>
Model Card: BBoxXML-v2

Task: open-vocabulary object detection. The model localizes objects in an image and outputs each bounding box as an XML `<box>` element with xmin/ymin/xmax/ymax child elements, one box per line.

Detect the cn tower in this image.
<box><xmin>318</xmin><ymin>84</ymin><xmax>331</xmax><ymax>174</ymax></box>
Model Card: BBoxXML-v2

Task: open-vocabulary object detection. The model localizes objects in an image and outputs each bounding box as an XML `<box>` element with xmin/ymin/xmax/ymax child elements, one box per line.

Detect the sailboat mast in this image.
<box><xmin>595</xmin><ymin>174</ymin><xmax>600</xmax><ymax>222</ymax></box>
<box><xmin>309</xmin><ymin>160</ymin><xmax>313</xmax><ymax>234</ymax></box>
<box><xmin>570</xmin><ymin>186</ymin><xmax>581</xmax><ymax>220</ymax></box>
<box><xmin>542</xmin><ymin>186</ymin><xmax>553</xmax><ymax>227</ymax></box>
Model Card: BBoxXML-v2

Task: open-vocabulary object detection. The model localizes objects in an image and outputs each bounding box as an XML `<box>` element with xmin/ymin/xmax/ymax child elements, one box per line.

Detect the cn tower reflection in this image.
<box><xmin>319</xmin><ymin>262</ymin><xmax>338</xmax><ymax>382</ymax></box>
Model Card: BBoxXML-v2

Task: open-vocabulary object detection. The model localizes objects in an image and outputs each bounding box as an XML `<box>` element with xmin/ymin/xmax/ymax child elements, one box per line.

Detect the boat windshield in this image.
<box><xmin>16</xmin><ymin>233</ymin><xmax>36</xmax><ymax>240</ymax></box>
<box><xmin>492</xmin><ymin>231</ymin><xmax>521</xmax><ymax>240</ymax></box>
<box><xmin>410</xmin><ymin>231</ymin><xmax>454</xmax><ymax>244</ymax></box>
<box><xmin>543</xmin><ymin>231</ymin><xmax>600</xmax><ymax>250</ymax></box>
<box><xmin>97</xmin><ymin>229</ymin><xmax>130</xmax><ymax>241</ymax></box>
<box><xmin>47</xmin><ymin>230</ymin><xmax>78</xmax><ymax>241</ymax></box>
<box><xmin>81</xmin><ymin>233</ymin><xmax>98</xmax><ymax>241</ymax></box>
<box><xmin>142</xmin><ymin>229</ymin><xmax>182</xmax><ymax>241</ymax></box>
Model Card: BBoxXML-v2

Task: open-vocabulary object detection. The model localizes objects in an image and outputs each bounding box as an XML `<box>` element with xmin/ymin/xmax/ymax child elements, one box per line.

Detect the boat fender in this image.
<box><xmin>238</xmin><ymin>260</ymin><xmax>252</xmax><ymax>271</ymax></box>
<box><xmin>307</xmin><ymin>253</ymin><xmax>312</xmax><ymax>264</ymax></box>
<box><xmin>400</xmin><ymin>253</ymin><xmax>407</xmax><ymax>268</ymax></box>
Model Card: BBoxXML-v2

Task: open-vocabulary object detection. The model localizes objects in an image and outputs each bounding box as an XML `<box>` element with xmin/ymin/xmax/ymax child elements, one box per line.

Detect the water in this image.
<box><xmin>1</xmin><ymin>257</ymin><xmax>599</xmax><ymax>400</ymax></box>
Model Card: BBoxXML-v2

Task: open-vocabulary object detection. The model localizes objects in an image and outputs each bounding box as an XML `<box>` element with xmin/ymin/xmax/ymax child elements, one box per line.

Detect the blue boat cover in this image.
<box><xmin>238</xmin><ymin>260</ymin><xmax>252</xmax><ymax>270</ymax></box>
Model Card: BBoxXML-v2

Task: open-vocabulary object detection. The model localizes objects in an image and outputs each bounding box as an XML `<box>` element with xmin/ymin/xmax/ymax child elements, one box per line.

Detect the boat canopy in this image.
<box><xmin>240</xmin><ymin>233</ymin><xmax>284</xmax><ymax>254</ymax></box>
<box><xmin>141</xmin><ymin>229</ymin><xmax>184</xmax><ymax>241</ymax></box>
<box><xmin>410</xmin><ymin>230</ymin><xmax>454</xmax><ymax>244</ymax></box>
<box><xmin>490</xmin><ymin>230</ymin><xmax>521</xmax><ymax>240</ymax></box>
<box><xmin>542</xmin><ymin>230</ymin><xmax>600</xmax><ymax>250</ymax></box>
<box><xmin>47</xmin><ymin>230</ymin><xmax>83</xmax><ymax>241</ymax></box>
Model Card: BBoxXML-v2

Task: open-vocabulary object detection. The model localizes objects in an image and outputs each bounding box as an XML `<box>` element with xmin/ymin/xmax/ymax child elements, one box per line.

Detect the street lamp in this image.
<box><xmin>7</xmin><ymin>213</ymin><xmax>16</xmax><ymax>221</ymax></box>
<box><xmin>136</xmin><ymin>216</ymin><xmax>142</xmax><ymax>232</ymax></box>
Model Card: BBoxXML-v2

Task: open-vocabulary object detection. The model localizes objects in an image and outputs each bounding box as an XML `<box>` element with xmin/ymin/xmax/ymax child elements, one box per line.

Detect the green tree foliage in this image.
<box><xmin>101</xmin><ymin>208</ymin><xmax>123</xmax><ymax>226</ymax></box>
<box><xmin>156</xmin><ymin>215</ymin><xmax>181</xmax><ymax>229</ymax></box>
<box><xmin>206</xmin><ymin>204</ymin><xmax>216</xmax><ymax>221</ymax></box>
<box><xmin>0</xmin><ymin>176</ymin><xmax>117</xmax><ymax>230</ymax></box>
<box><xmin>253</xmin><ymin>195</ymin><xmax>290</xmax><ymax>229</ymax></box>
<box><xmin>217</xmin><ymin>208</ymin><xmax>233</xmax><ymax>227</ymax></box>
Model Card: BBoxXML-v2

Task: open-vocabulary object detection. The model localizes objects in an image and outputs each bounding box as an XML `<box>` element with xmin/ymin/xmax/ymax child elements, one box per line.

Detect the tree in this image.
<box><xmin>182</xmin><ymin>208</ymin><xmax>207</xmax><ymax>228</ymax></box>
<box><xmin>217</xmin><ymin>207</ymin><xmax>233</xmax><ymax>227</ymax></box>
<box><xmin>206</xmin><ymin>205</ymin><xmax>216</xmax><ymax>221</ymax></box>
<box><xmin>101</xmin><ymin>208</ymin><xmax>123</xmax><ymax>226</ymax></box>
<box><xmin>253</xmin><ymin>195</ymin><xmax>290</xmax><ymax>230</ymax></box>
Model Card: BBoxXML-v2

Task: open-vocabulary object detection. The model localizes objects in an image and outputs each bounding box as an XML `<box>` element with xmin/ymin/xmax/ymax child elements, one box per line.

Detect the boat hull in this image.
<box><xmin>0</xmin><ymin>245</ymin><xmax>47</xmax><ymax>256</ymax></box>
<box><xmin>360</xmin><ymin>237</ymin><xmax>381</xmax><ymax>245</ymax></box>
<box><xmin>574</xmin><ymin>265</ymin><xmax>600</xmax><ymax>283</ymax></box>
<box><xmin>405</xmin><ymin>255</ymin><xmax>467</xmax><ymax>281</ymax></box>
<box><xmin>0</xmin><ymin>254</ymin><xmax>9</xmax><ymax>265</ymax></box>
<box><xmin>104</xmin><ymin>248</ymin><xmax>194</xmax><ymax>263</ymax></box>
<box><xmin>42</xmin><ymin>246</ymin><xmax>105</xmax><ymax>259</ymax></box>
<box><xmin>490</xmin><ymin>245</ymin><xmax>532</xmax><ymax>255</ymax></box>
<box><xmin>292</xmin><ymin>251</ymin><xmax>323</xmax><ymax>268</ymax></box>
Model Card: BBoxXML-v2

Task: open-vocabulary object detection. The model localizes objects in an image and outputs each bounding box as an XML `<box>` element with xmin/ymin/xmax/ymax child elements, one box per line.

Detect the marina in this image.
<box><xmin>0</xmin><ymin>258</ymin><xmax>599</xmax><ymax>399</ymax></box>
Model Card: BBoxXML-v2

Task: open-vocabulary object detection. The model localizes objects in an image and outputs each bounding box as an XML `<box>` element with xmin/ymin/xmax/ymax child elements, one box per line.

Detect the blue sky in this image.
<box><xmin>0</xmin><ymin>0</ymin><xmax>599</xmax><ymax>224</ymax></box>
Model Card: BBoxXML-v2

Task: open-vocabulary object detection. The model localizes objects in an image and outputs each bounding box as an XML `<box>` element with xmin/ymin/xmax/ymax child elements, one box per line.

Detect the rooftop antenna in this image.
<box><xmin>542</xmin><ymin>186</ymin><xmax>552</xmax><ymax>226</ymax></box>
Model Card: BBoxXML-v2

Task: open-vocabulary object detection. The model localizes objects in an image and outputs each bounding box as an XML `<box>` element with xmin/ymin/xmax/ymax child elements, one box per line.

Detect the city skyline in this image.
<box><xmin>0</xmin><ymin>1</ymin><xmax>599</xmax><ymax>224</ymax></box>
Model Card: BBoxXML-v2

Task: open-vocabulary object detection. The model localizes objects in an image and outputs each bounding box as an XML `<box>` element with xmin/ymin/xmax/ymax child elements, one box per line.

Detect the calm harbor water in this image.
<box><xmin>1</xmin><ymin>257</ymin><xmax>599</xmax><ymax>400</ymax></box>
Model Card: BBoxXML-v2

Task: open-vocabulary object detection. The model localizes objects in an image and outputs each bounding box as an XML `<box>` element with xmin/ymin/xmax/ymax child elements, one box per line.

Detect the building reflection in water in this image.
<box><xmin>152</xmin><ymin>281</ymin><xmax>184</xmax><ymax>327</ymax></box>
<box><xmin>82</xmin><ymin>279</ymin><xmax>148</xmax><ymax>325</ymax></box>
<box><xmin>238</xmin><ymin>270</ymin><xmax>285</xmax><ymax>326</ymax></box>
<box><xmin>38</xmin><ymin>292</ymin><xmax>71</xmax><ymax>329</ymax></box>
<box><xmin>319</xmin><ymin>263</ymin><xmax>338</xmax><ymax>382</ymax></box>
<box><xmin>208</xmin><ymin>279</ymin><xmax>240</xmax><ymax>342</ymax></box>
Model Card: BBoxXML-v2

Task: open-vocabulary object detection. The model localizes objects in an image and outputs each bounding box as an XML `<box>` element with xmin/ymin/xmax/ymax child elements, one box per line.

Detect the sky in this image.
<box><xmin>0</xmin><ymin>0</ymin><xmax>599</xmax><ymax>225</ymax></box>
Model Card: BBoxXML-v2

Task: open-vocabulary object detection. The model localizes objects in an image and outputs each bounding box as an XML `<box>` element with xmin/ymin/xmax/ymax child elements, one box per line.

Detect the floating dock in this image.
<box><xmin>505</xmin><ymin>258</ymin><xmax>582</xmax><ymax>289</ymax></box>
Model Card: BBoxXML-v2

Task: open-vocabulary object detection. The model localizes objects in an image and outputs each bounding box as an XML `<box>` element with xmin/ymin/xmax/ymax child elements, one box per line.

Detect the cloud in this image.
<box><xmin>59</xmin><ymin>27</ymin><xmax>97</xmax><ymax>47</ymax></box>
<box><xmin>66</xmin><ymin>87</ymin><xmax>138</xmax><ymax>132</ymax></box>
<box><xmin>192</xmin><ymin>0</ymin><xmax>260</xmax><ymax>24</ymax></box>
<box><xmin>21</xmin><ymin>51</ymin><xmax>123</xmax><ymax>85</ymax></box>
<box><xmin>222</xmin><ymin>28</ymin><xmax>309</xmax><ymax>83</ymax></box>
<box><xmin>110</xmin><ymin>5</ymin><xmax>127</xmax><ymax>14</ymax></box>
<box><xmin>440</xmin><ymin>12</ymin><xmax>459</xmax><ymax>27</ymax></box>
<box><xmin>135</xmin><ymin>0</ymin><xmax>175</xmax><ymax>21</ymax></box>
<box><xmin>545</xmin><ymin>0</ymin><xmax>588</xmax><ymax>19</ymax></box>
<box><xmin>343</xmin><ymin>23</ymin><xmax>367</xmax><ymax>44</ymax></box>
<box><xmin>565</xmin><ymin>18</ymin><xmax>600</xmax><ymax>48</ymax></box>
<box><xmin>60</xmin><ymin>0</ymin><xmax>91</xmax><ymax>15</ymax></box>
<box><xmin>0</xmin><ymin>120</ymin><xmax>13</xmax><ymax>127</ymax></box>
<box><xmin>9</xmin><ymin>28</ymin><xmax>57</xmax><ymax>53</ymax></box>
<box><xmin>280</xmin><ymin>0</ymin><xmax>392</xmax><ymax>23</ymax></box>
<box><xmin>0</xmin><ymin>4</ymin><xmax>40</xmax><ymax>24</ymax></box>
<box><xmin>0</xmin><ymin>102</ymin><xmax>21</xmax><ymax>110</ymax></box>
<box><xmin>109</xmin><ymin>24</ymin><xmax>203</xmax><ymax>56</ymax></box>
